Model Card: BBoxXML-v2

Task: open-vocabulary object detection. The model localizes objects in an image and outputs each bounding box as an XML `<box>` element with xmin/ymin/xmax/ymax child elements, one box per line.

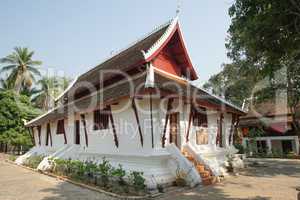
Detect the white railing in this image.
<box><xmin>183</xmin><ymin>143</ymin><xmax>222</xmax><ymax>176</ymax></box>
<box><xmin>166</xmin><ymin>143</ymin><xmax>200</xmax><ymax>187</ymax></box>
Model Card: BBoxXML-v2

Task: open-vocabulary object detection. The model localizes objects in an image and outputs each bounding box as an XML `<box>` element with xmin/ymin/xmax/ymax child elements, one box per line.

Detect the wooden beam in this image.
<box><xmin>150</xmin><ymin>90</ymin><xmax>154</xmax><ymax>148</ymax></box>
<box><xmin>37</xmin><ymin>126</ymin><xmax>41</xmax><ymax>146</ymax></box>
<box><xmin>107</xmin><ymin>105</ymin><xmax>119</xmax><ymax>148</ymax></box>
<box><xmin>219</xmin><ymin>113</ymin><xmax>224</xmax><ymax>147</ymax></box>
<box><xmin>47</xmin><ymin>123</ymin><xmax>52</xmax><ymax>146</ymax></box>
<box><xmin>80</xmin><ymin>114</ymin><xmax>89</xmax><ymax>147</ymax></box>
<box><xmin>29</xmin><ymin>127</ymin><xmax>35</xmax><ymax>146</ymax></box>
<box><xmin>132</xmin><ymin>97</ymin><xmax>144</xmax><ymax>147</ymax></box>
<box><xmin>162</xmin><ymin>98</ymin><xmax>174</xmax><ymax>148</ymax></box>
<box><xmin>185</xmin><ymin>105</ymin><xmax>194</xmax><ymax>143</ymax></box>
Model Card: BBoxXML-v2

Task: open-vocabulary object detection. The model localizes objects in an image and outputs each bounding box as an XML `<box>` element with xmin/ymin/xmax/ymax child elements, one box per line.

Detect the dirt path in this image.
<box><xmin>0</xmin><ymin>154</ymin><xmax>118</xmax><ymax>200</ymax></box>
<box><xmin>159</xmin><ymin>158</ymin><xmax>300</xmax><ymax>200</ymax></box>
<box><xmin>1</xmin><ymin>154</ymin><xmax>299</xmax><ymax>200</ymax></box>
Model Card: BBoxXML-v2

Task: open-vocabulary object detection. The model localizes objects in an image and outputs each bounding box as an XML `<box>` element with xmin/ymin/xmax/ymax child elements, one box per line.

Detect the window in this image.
<box><xmin>196</xmin><ymin>129</ymin><xmax>208</xmax><ymax>145</ymax></box>
<box><xmin>94</xmin><ymin>108</ymin><xmax>109</xmax><ymax>130</ymax></box>
<box><xmin>56</xmin><ymin>119</ymin><xmax>65</xmax><ymax>135</ymax></box>
<box><xmin>193</xmin><ymin>108</ymin><xmax>208</xmax><ymax>127</ymax></box>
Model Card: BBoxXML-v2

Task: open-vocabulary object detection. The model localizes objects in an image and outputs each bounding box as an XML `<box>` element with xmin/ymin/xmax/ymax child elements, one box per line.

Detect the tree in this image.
<box><xmin>225</xmin><ymin>0</ymin><xmax>300</xmax><ymax>131</ymax></box>
<box><xmin>203</xmin><ymin>62</ymin><xmax>259</xmax><ymax>106</ymax></box>
<box><xmin>32</xmin><ymin>76</ymin><xmax>71</xmax><ymax>110</ymax></box>
<box><xmin>0</xmin><ymin>47</ymin><xmax>42</xmax><ymax>93</ymax></box>
<box><xmin>0</xmin><ymin>90</ymin><xmax>41</xmax><ymax>153</ymax></box>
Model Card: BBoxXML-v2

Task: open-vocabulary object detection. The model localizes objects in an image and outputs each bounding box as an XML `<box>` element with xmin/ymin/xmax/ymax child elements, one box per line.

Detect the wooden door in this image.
<box><xmin>169</xmin><ymin>113</ymin><xmax>179</xmax><ymax>147</ymax></box>
<box><xmin>75</xmin><ymin>120</ymin><xmax>80</xmax><ymax>145</ymax></box>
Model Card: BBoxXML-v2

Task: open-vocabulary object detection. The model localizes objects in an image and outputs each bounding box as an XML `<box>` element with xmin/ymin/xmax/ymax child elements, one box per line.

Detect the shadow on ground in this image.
<box><xmin>242</xmin><ymin>159</ymin><xmax>300</xmax><ymax>178</ymax></box>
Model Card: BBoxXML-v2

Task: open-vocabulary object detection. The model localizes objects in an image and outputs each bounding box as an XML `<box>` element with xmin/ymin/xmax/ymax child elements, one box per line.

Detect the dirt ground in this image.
<box><xmin>159</xmin><ymin>158</ymin><xmax>300</xmax><ymax>200</ymax></box>
<box><xmin>0</xmin><ymin>154</ymin><xmax>299</xmax><ymax>200</ymax></box>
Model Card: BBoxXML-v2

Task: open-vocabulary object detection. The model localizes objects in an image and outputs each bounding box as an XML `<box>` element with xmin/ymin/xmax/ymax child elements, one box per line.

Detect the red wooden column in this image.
<box><xmin>132</xmin><ymin>97</ymin><xmax>144</xmax><ymax>147</ymax></box>
<box><xmin>185</xmin><ymin>104</ymin><xmax>194</xmax><ymax>143</ymax></box>
<box><xmin>107</xmin><ymin>105</ymin><xmax>119</xmax><ymax>148</ymax></box>
<box><xmin>162</xmin><ymin>98</ymin><xmax>174</xmax><ymax>148</ymax></box>
<box><xmin>80</xmin><ymin>114</ymin><xmax>88</xmax><ymax>147</ymax></box>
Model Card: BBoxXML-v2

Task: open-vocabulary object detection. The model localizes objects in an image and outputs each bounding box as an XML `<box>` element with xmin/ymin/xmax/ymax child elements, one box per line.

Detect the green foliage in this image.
<box><xmin>24</xmin><ymin>155</ymin><xmax>44</xmax><ymax>168</ymax></box>
<box><xmin>50</xmin><ymin>158</ymin><xmax>147</xmax><ymax>195</ymax></box>
<box><xmin>205</xmin><ymin>1</ymin><xmax>300</xmax><ymax>133</ymax></box>
<box><xmin>234</xmin><ymin>143</ymin><xmax>245</xmax><ymax>154</ymax></box>
<box><xmin>129</xmin><ymin>171</ymin><xmax>146</xmax><ymax>191</ymax></box>
<box><xmin>0</xmin><ymin>90</ymin><xmax>41</xmax><ymax>149</ymax></box>
<box><xmin>226</xmin><ymin>0</ymin><xmax>300</xmax><ymax>130</ymax></box>
<box><xmin>203</xmin><ymin>62</ymin><xmax>257</xmax><ymax>106</ymax></box>
<box><xmin>111</xmin><ymin>164</ymin><xmax>126</xmax><ymax>185</ymax></box>
<box><xmin>32</xmin><ymin>76</ymin><xmax>71</xmax><ymax>111</ymax></box>
<box><xmin>8</xmin><ymin>155</ymin><xmax>17</xmax><ymax>161</ymax></box>
<box><xmin>0</xmin><ymin>47</ymin><xmax>42</xmax><ymax>93</ymax></box>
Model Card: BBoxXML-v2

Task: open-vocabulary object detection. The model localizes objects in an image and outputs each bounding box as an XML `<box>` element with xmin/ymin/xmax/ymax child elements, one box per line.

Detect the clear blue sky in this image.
<box><xmin>0</xmin><ymin>0</ymin><xmax>233</xmax><ymax>85</ymax></box>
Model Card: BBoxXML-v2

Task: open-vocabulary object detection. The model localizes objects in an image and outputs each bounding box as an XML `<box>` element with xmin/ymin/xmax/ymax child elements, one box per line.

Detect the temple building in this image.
<box><xmin>240</xmin><ymin>101</ymin><xmax>299</xmax><ymax>156</ymax></box>
<box><xmin>16</xmin><ymin>17</ymin><xmax>245</xmax><ymax>188</ymax></box>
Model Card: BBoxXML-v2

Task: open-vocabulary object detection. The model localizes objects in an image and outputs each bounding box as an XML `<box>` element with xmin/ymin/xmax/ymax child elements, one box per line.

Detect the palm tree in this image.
<box><xmin>32</xmin><ymin>77</ymin><xmax>57</xmax><ymax>110</ymax></box>
<box><xmin>0</xmin><ymin>47</ymin><xmax>42</xmax><ymax>93</ymax></box>
<box><xmin>32</xmin><ymin>76</ymin><xmax>71</xmax><ymax>110</ymax></box>
<box><xmin>0</xmin><ymin>78</ymin><xmax>13</xmax><ymax>91</ymax></box>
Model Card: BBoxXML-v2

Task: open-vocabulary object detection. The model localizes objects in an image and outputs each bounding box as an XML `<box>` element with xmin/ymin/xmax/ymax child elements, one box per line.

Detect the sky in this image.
<box><xmin>0</xmin><ymin>0</ymin><xmax>233</xmax><ymax>85</ymax></box>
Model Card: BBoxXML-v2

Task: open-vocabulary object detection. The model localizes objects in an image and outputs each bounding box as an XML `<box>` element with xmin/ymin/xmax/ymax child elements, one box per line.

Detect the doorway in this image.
<box><xmin>75</xmin><ymin>120</ymin><xmax>80</xmax><ymax>145</ymax></box>
<box><xmin>169</xmin><ymin>112</ymin><xmax>179</xmax><ymax>147</ymax></box>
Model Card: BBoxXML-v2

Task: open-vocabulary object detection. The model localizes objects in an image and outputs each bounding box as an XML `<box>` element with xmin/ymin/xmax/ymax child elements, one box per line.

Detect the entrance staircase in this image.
<box><xmin>182</xmin><ymin>150</ymin><xmax>218</xmax><ymax>186</ymax></box>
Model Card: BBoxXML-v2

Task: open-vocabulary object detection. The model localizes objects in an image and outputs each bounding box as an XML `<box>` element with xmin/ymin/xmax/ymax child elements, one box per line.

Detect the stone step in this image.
<box><xmin>201</xmin><ymin>177</ymin><xmax>213</xmax><ymax>185</ymax></box>
<box><xmin>199</xmin><ymin>171</ymin><xmax>211</xmax><ymax>179</ymax></box>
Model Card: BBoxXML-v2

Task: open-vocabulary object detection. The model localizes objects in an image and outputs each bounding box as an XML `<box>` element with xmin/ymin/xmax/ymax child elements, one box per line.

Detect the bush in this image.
<box><xmin>8</xmin><ymin>155</ymin><xmax>17</xmax><ymax>161</ymax></box>
<box><xmin>234</xmin><ymin>143</ymin><xmax>245</xmax><ymax>154</ymax></box>
<box><xmin>50</xmin><ymin>157</ymin><xmax>147</xmax><ymax>195</ymax></box>
<box><xmin>24</xmin><ymin>155</ymin><xmax>44</xmax><ymax>168</ymax></box>
<box><xmin>129</xmin><ymin>171</ymin><xmax>146</xmax><ymax>191</ymax></box>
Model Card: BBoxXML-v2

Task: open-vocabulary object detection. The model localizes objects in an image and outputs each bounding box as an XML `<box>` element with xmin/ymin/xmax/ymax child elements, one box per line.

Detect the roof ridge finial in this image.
<box><xmin>176</xmin><ymin>0</ymin><xmax>181</xmax><ymax>16</ymax></box>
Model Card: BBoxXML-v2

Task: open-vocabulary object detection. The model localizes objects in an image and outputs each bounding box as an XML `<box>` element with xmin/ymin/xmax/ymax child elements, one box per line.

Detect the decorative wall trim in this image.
<box><xmin>143</xmin><ymin>17</ymin><xmax>178</xmax><ymax>60</ymax></box>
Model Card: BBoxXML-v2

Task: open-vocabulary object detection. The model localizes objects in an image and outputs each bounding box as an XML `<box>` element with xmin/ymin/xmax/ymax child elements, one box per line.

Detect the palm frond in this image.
<box><xmin>27</xmin><ymin>66</ymin><xmax>41</xmax><ymax>76</ymax></box>
<box><xmin>0</xmin><ymin>65</ymin><xmax>17</xmax><ymax>73</ymax></box>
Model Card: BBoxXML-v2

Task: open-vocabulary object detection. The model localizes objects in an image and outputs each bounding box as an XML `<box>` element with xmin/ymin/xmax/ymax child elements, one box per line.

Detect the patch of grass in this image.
<box><xmin>23</xmin><ymin>155</ymin><xmax>44</xmax><ymax>169</ymax></box>
<box><xmin>8</xmin><ymin>155</ymin><xmax>17</xmax><ymax>162</ymax></box>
